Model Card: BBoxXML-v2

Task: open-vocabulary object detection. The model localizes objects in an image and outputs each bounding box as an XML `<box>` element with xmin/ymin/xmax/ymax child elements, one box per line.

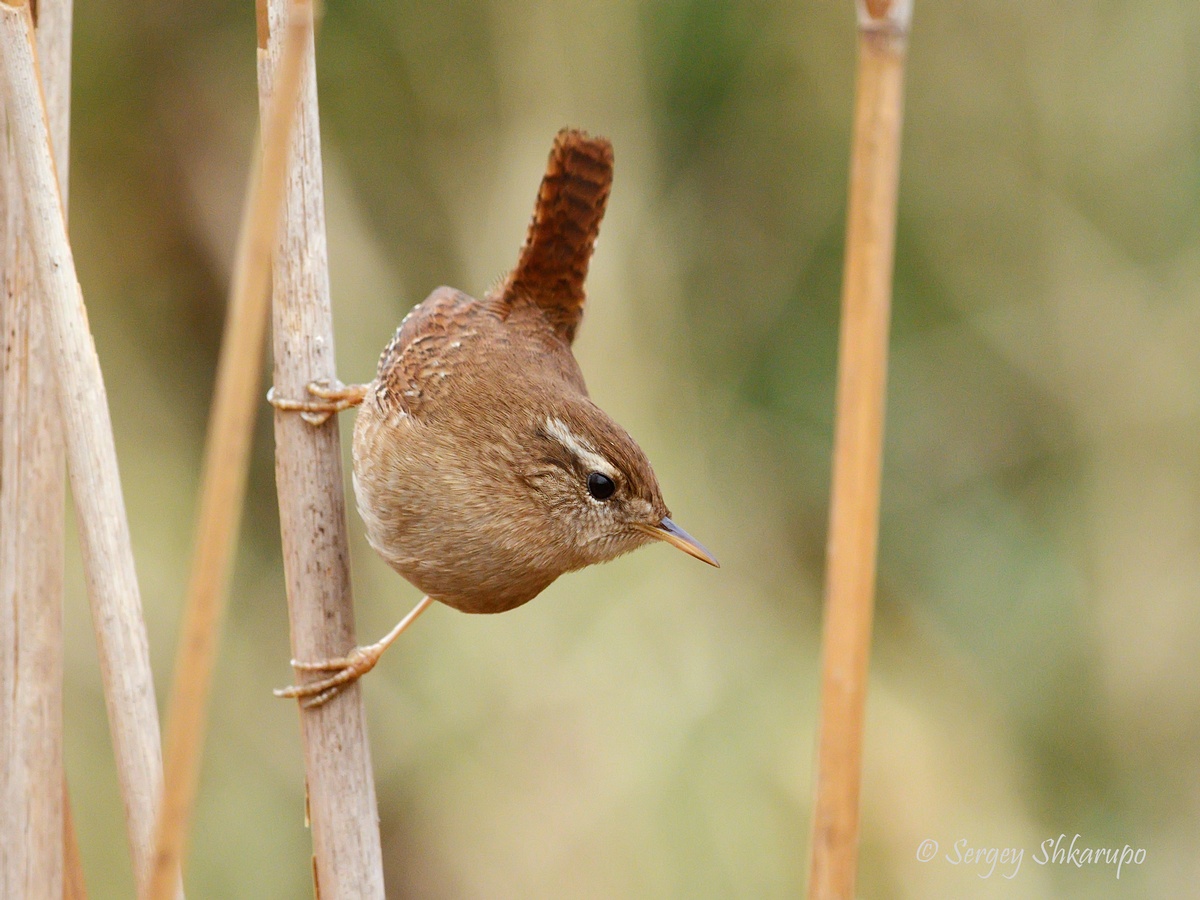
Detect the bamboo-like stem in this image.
<box><xmin>0</xmin><ymin>0</ymin><xmax>168</xmax><ymax>894</ymax></box>
<box><xmin>808</xmin><ymin>3</ymin><xmax>911</xmax><ymax>899</ymax></box>
<box><xmin>143</xmin><ymin>4</ymin><xmax>313</xmax><ymax>899</ymax></box>
<box><xmin>0</xmin><ymin>0</ymin><xmax>71</xmax><ymax>895</ymax></box>
<box><xmin>257</xmin><ymin>0</ymin><xmax>385</xmax><ymax>894</ymax></box>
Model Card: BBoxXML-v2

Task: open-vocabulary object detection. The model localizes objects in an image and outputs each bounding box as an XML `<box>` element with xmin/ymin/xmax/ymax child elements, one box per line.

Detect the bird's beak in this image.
<box><xmin>637</xmin><ymin>517</ymin><xmax>720</xmax><ymax>568</ymax></box>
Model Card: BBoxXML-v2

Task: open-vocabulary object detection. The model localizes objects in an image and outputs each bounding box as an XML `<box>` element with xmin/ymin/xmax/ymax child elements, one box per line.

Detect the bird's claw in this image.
<box><xmin>275</xmin><ymin>597</ymin><xmax>433</xmax><ymax>709</ymax></box>
<box><xmin>267</xmin><ymin>379</ymin><xmax>367</xmax><ymax>426</ymax></box>
<box><xmin>274</xmin><ymin>646</ymin><xmax>377</xmax><ymax>709</ymax></box>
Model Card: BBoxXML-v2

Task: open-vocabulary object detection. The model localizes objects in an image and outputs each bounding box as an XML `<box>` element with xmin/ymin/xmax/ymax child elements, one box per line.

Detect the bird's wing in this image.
<box><xmin>374</xmin><ymin>286</ymin><xmax>480</xmax><ymax>419</ymax></box>
<box><xmin>489</xmin><ymin>129</ymin><xmax>613</xmax><ymax>346</ymax></box>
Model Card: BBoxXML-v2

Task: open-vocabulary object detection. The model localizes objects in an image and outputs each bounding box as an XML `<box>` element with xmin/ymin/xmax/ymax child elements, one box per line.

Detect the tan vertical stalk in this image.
<box><xmin>257</xmin><ymin>0</ymin><xmax>386</xmax><ymax>895</ymax></box>
<box><xmin>143</xmin><ymin>4</ymin><xmax>312</xmax><ymax>898</ymax></box>
<box><xmin>0</xmin><ymin>0</ymin><xmax>71</xmax><ymax>895</ymax></box>
<box><xmin>808</xmin><ymin>2</ymin><xmax>912</xmax><ymax>899</ymax></box>
<box><xmin>0</xmin><ymin>0</ymin><xmax>168</xmax><ymax>893</ymax></box>
<box><xmin>62</xmin><ymin>777</ymin><xmax>88</xmax><ymax>899</ymax></box>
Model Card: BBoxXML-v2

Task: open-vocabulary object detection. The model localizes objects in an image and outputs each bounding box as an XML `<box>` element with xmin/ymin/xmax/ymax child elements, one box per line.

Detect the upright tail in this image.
<box><xmin>492</xmin><ymin>129</ymin><xmax>614</xmax><ymax>345</ymax></box>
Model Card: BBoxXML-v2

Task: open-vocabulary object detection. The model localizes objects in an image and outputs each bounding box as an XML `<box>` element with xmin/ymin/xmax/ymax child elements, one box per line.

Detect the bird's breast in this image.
<box><xmin>351</xmin><ymin>400</ymin><xmax>562</xmax><ymax>614</ymax></box>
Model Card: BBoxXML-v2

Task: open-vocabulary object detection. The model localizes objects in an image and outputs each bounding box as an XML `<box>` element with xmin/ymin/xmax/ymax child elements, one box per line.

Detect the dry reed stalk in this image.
<box><xmin>808</xmin><ymin>2</ymin><xmax>912</xmax><ymax>898</ymax></box>
<box><xmin>0</xmin><ymin>0</ymin><xmax>168</xmax><ymax>893</ymax></box>
<box><xmin>143</xmin><ymin>3</ymin><xmax>313</xmax><ymax>898</ymax></box>
<box><xmin>258</xmin><ymin>0</ymin><xmax>386</xmax><ymax>893</ymax></box>
<box><xmin>63</xmin><ymin>776</ymin><xmax>88</xmax><ymax>899</ymax></box>
<box><xmin>0</xmin><ymin>0</ymin><xmax>72</xmax><ymax>894</ymax></box>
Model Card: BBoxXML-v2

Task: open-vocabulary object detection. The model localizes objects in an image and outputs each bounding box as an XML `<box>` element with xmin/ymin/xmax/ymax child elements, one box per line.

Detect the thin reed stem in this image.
<box><xmin>143</xmin><ymin>3</ymin><xmax>313</xmax><ymax>898</ymax></box>
<box><xmin>63</xmin><ymin>776</ymin><xmax>88</xmax><ymax>900</ymax></box>
<box><xmin>257</xmin><ymin>0</ymin><xmax>386</xmax><ymax>893</ymax></box>
<box><xmin>0</xmin><ymin>0</ymin><xmax>71</xmax><ymax>894</ymax></box>
<box><xmin>0</xmin><ymin>0</ymin><xmax>168</xmax><ymax>894</ymax></box>
<box><xmin>808</xmin><ymin>2</ymin><xmax>912</xmax><ymax>899</ymax></box>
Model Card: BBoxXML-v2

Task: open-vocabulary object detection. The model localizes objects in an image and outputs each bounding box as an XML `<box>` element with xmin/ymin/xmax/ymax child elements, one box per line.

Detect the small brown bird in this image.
<box><xmin>271</xmin><ymin>129</ymin><xmax>717</xmax><ymax>706</ymax></box>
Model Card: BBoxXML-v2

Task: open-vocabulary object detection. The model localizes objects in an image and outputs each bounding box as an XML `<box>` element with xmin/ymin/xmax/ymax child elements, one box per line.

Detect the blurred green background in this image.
<box><xmin>55</xmin><ymin>1</ymin><xmax>1198</xmax><ymax>897</ymax></box>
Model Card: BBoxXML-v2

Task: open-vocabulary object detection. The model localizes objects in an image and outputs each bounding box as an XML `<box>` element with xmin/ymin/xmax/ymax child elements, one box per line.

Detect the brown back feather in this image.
<box><xmin>490</xmin><ymin>129</ymin><xmax>614</xmax><ymax>345</ymax></box>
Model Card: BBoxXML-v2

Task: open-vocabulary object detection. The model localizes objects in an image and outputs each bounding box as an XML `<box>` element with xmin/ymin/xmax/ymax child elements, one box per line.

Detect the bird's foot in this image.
<box><xmin>275</xmin><ymin>596</ymin><xmax>434</xmax><ymax>708</ymax></box>
<box><xmin>267</xmin><ymin>379</ymin><xmax>368</xmax><ymax>426</ymax></box>
<box><xmin>274</xmin><ymin>644</ymin><xmax>385</xmax><ymax>708</ymax></box>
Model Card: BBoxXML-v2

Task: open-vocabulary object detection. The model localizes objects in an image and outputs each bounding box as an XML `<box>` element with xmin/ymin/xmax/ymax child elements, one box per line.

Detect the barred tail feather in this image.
<box><xmin>493</xmin><ymin>129</ymin><xmax>614</xmax><ymax>345</ymax></box>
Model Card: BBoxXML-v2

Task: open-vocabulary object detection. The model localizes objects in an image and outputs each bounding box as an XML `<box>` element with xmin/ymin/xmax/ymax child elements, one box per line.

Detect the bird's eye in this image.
<box><xmin>587</xmin><ymin>472</ymin><xmax>616</xmax><ymax>501</ymax></box>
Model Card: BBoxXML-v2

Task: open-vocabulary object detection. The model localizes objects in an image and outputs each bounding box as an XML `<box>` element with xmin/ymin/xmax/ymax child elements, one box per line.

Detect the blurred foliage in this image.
<box><xmin>42</xmin><ymin>0</ymin><xmax>1200</xmax><ymax>897</ymax></box>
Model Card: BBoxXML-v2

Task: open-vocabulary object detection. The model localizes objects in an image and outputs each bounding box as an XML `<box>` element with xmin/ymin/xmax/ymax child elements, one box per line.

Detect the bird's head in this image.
<box><xmin>510</xmin><ymin>396</ymin><xmax>718</xmax><ymax>573</ymax></box>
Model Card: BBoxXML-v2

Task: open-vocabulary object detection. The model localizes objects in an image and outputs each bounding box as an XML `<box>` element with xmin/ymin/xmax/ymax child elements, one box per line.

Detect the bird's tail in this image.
<box><xmin>492</xmin><ymin>128</ymin><xmax>614</xmax><ymax>345</ymax></box>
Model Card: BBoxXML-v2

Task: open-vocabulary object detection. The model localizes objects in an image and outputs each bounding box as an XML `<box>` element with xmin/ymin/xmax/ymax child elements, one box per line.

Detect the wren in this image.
<box><xmin>271</xmin><ymin>129</ymin><xmax>717</xmax><ymax>706</ymax></box>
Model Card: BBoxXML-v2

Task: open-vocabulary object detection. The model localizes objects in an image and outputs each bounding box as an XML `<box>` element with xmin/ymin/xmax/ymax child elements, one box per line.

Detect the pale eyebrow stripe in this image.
<box><xmin>544</xmin><ymin>416</ymin><xmax>617</xmax><ymax>478</ymax></box>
